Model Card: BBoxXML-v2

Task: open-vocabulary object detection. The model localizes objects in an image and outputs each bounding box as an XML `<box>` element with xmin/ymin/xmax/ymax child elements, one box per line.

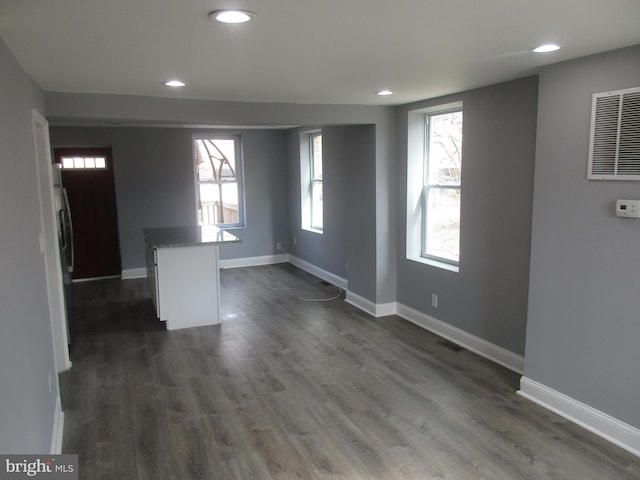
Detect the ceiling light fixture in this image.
<box><xmin>209</xmin><ymin>9</ymin><xmax>256</xmax><ymax>24</ymax></box>
<box><xmin>165</xmin><ymin>80</ymin><xmax>186</xmax><ymax>87</ymax></box>
<box><xmin>533</xmin><ymin>43</ymin><xmax>560</xmax><ymax>53</ymax></box>
<box><xmin>376</xmin><ymin>89</ymin><xmax>395</xmax><ymax>96</ymax></box>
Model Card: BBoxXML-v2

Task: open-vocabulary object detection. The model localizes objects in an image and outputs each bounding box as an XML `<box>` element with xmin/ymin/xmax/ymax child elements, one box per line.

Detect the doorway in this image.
<box><xmin>53</xmin><ymin>147</ymin><xmax>122</xmax><ymax>281</ymax></box>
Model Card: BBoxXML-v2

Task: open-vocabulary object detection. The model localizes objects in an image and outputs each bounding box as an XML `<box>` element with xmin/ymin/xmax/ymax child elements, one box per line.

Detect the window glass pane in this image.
<box><xmin>311</xmin><ymin>181</ymin><xmax>323</xmax><ymax>229</ymax></box>
<box><xmin>216</xmin><ymin>139</ymin><xmax>236</xmax><ymax>179</ymax></box>
<box><xmin>427</xmin><ymin>111</ymin><xmax>463</xmax><ymax>186</ymax></box>
<box><xmin>199</xmin><ymin>182</ymin><xmax>239</xmax><ymax>225</ymax></box>
<box><xmin>195</xmin><ymin>139</ymin><xmax>236</xmax><ymax>181</ymax></box>
<box><xmin>195</xmin><ymin>140</ymin><xmax>213</xmax><ymax>181</ymax></box>
<box><xmin>195</xmin><ymin>136</ymin><xmax>244</xmax><ymax>227</ymax></box>
<box><xmin>425</xmin><ymin>187</ymin><xmax>460</xmax><ymax>262</ymax></box>
<box><xmin>59</xmin><ymin>156</ymin><xmax>107</xmax><ymax>169</ymax></box>
<box><xmin>312</xmin><ymin>134</ymin><xmax>322</xmax><ymax>180</ymax></box>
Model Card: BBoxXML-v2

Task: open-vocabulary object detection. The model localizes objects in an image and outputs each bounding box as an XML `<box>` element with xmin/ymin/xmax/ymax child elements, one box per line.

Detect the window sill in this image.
<box><xmin>302</xmin><ymin>226</ymin><xmax>323</xmax><ymax>235</ymax></box>
<box><xmin>407</xmin><ymin>255</ymin><xmax>459</xmax><ymax>273</ymax></box>
<box><xmin>217</xmin><ymin>224</ymin><xmax>245</xmax><ymax>230</ymax></box>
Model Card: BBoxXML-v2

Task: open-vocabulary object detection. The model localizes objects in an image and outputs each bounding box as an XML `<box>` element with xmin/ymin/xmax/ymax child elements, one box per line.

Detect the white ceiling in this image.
<box><xmin>1</xmin><ymin>0</ymin><xmax>639</xmax><ymax>106</ymax></box>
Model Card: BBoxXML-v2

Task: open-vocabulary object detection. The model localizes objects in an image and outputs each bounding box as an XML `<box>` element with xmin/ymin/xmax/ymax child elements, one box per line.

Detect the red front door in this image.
<box><xmin>54</xmin><ymin>147</ymin><xmax>122</xmax><ymax>280</ymax></box>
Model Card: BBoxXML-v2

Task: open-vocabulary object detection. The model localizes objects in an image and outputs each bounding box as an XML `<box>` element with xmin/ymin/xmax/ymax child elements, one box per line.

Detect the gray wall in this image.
<box><xmin>0</xmin><ymin>38</ymin><xmax>59</xmax><ymax>452</ymax></box>
<box><xmin>524</xmin><ymin>45</ymin><xmax>640</xmax><ymax>428</ymax></box>
<box><xmin>286</xmin><ymin>125</ymin><xmax>377</xmax><ymax>299</ymax></box>
<box><xmin>49</xmin><ymin>127</ymin><xmax>289</xmax><ymax>270</ymax></box>
<box><xmin>396</xmin><ymin>76</ymin><xmax>539</xmax><ymax>356</ymax></box>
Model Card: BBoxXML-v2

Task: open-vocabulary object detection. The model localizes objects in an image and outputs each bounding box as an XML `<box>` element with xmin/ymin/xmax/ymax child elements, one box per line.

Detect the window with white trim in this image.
<box><xmin>407</xmin><ymin>102</ymin><xmax>463</xmax><ymax>270</ymax></box>
<box><xmin>194</xmin><ymin>135</ymin><xmax>245</xmax><ymax>228</ymax></box>
<box><xmin>300</xmin><ymin>131</ymin><xmax>323</xmax><ymax>233</ymax></box>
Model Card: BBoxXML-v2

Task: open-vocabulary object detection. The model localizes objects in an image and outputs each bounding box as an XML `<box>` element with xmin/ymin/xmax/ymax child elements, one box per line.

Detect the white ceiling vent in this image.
<box><xmin>588</xmin><ymin>86</ymin><xmax>640</xmax><ymax>180</ymax></box>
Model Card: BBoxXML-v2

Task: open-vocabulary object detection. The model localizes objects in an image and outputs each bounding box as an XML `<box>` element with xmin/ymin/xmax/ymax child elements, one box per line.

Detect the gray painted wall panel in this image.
<box><xmin>285</xmin><ymin>125</ymin><xmax>378</xmax><ymax>299</ymax></box>
<box><xmin>524</xmin><ymin>45</ymin><xmax>640</xmax><ymax>428</ymax></box>
<box><xmin>346</xmin><ymin>125</ymin><xmax>378</xmax><ymax>300</ymax></box>
<box><xmin>396</xmin><ymin>76</ymin><xmax>538</xmax><ymax>355</ymax></box>
<box><xmin>375</xmin><ymin>118</ymin><xmax>398</xmax><ymax>304</ymax></box>
<box><xmin>0</xmin><ymin>38</ymin><xmax>59</xmax><ymax>453</ymax></box>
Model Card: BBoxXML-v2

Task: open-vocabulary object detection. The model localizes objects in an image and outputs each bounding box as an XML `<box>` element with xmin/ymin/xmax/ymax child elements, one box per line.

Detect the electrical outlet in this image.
<box><xmin>293</xmin><ymin>236</ymin><xmax>297</xmax><ymax>246</ymax></box>
<box><xmin>431</xmin><ymin>294</ymin><xmax>438</xmax><ymax>308</ymax></box>
<box><xmin>276</xmin><ymin>242</ymin><xmax>282</xmax><ymax>251</ymax></box>
<box><xmin>48</xmin><ymin>369</ymin><xmax>52</xmax><ymax>393</ymax></box>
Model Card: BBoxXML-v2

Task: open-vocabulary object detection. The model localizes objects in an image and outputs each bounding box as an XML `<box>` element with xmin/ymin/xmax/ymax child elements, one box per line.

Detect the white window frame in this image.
<box><xmin>300</xmin><ymin>130</ymin><xmax>323</xmax><ymax>234</ymax></box>
<box><xmin>193</xmin><ymin>134</ymin><xmax>245</xmax><ymax>228</ymax></box>
<box><xmin>406</xmin><ymin>102</ymin><xmax>463</xmax><ymax>272</ymax></box>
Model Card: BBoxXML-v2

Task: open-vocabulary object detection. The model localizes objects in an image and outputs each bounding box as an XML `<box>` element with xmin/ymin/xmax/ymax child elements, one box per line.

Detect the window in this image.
<box><xmin>194</xmin><ymin>135</ymin><xmax>244</xmax><ymax>228</ymax></box>
<box><xmin>407</xmin><ymin>102</ymin><xmax>463</xmax><ymax>270</ymax></box>
<box><xmin>301</xmin><ymin>131</ymin><xmax>323</xmax><ymax>233</ymax></box>
<box><xmin>58</xmin><ymin>155</ymin><xmax>106</xmax><ymax>169</ymax></box>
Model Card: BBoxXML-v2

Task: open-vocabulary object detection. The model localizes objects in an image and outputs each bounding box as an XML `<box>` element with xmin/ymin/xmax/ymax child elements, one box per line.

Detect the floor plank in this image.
<box><xmin>60</xmin><ymin>263</ymin><xmax>640</xmax><ymax>479</ymax></box>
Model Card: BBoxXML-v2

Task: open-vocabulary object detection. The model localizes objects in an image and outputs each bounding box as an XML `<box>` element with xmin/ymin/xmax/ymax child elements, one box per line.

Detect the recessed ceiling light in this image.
<box><xmin>209</xmin><ymin>9</ymin><xmax>256</xmax><ymax>24</ymax></box>
<box><xmin>376</xmin><ymin>89</ymin><xmax>395</xmax><ymax>96</ymax></box>
<box><xmin>533</xmin><ymin>43</ymin><xmax>560</xmax><ymax>53</ymax></box>
<box><xmin>165</xmin><ymin>80</ymin><xmax>186</xmax><ymax>87</ymax></box>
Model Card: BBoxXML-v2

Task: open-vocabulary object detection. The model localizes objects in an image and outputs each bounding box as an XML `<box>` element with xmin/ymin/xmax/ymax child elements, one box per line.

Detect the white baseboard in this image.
<box><xmin>396</xmin><ymin>303</ymin><xmax>524</xmax><ymax>374</ymax></box>
<box><xmin>344</xmin><ymin>292</ymin><xmax>395</xmax><ymax>318</ymax></box>
<box><xmin>50</xmin><ymin>396</ymin><xmax>64</xmax><ymax>454</ymax></box>
<box><xmin>123</xmin><ymin>255</ymin><xmax>288</xmax><ymax>279</ymax></box>
<box><xmin>344</xmin><ymin>291</ymin><xmax>376</xmax><ymax>316</ymax></box>
<box><xmin>518</xmin><ymin>377</ymin><xmax>640</xmax><ymax>458</ymax></box>
<box><xmin>122</xmin><ymin>267</ymin><xmax>147</xmax><ymax>279</ymax></box>
<box><xmin>220</xmin><ymin>254</ymin><xmax>288</xmax><ymax>269</ymax></box>
<box><xmin>375</xmin><ymin>302</ymin><xmax>397</xmax><ymax>317</ymax></box>
<box><xmin>288</xmin><ymin>255</ymin><xmax>348</xmax><ymax>290</ymax></box>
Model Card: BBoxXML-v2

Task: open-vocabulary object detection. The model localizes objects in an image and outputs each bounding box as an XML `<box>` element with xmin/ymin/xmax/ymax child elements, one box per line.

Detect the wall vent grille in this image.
<box><xmin>588</xmin><ymin>86</ymin><xmax>640</xmax><ymax>180</ymax></box>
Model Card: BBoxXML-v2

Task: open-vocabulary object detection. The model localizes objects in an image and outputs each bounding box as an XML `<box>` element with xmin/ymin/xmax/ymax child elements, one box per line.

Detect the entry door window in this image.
<box><xmin>59</xmin><ymin>155</ymin><xmax>107</xmax><ymax>170</ymax></box>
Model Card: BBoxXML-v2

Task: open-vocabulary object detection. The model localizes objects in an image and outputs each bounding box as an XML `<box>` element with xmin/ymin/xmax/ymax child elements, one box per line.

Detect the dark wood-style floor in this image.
<box><xmin>60</xmin><ymin>264</ymin><xmax>640</xmax><ymax>479</ymax></box>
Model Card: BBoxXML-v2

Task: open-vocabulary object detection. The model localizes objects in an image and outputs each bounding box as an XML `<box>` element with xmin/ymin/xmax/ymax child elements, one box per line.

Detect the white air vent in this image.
<box><xmin>588</xmin><ymin>86</ymin><xmax>640</xmax><ymax>180</ymax></box>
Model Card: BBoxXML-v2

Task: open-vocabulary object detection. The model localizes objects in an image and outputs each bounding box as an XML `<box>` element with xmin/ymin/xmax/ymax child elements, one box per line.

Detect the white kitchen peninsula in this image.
<box><xmin>144</xmin><ymin>226</ymin><xmax>239</xmax><ymax>330</ymax></box>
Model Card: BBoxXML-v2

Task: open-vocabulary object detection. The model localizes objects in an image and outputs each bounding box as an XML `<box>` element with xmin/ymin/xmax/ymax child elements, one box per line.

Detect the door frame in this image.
<box><xmin>31</xmin><ymin>108</ymin><xmax>71</xmax><ymax>373</ymax></box>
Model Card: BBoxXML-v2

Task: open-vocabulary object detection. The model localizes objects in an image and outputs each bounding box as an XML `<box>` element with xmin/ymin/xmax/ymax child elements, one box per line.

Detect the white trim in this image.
<box><xmin>406</xmin><ymin>101</ymin><xmax>463</xmax><ymax>271</ymax></box>
<box><xmin>122</xmin><ymin>267</ymin><xmax>147</xmax><ymax>279</ymax></box>
<box><xmin>344</xmin><ymin>291</ymin><xmax>377</xmax><ymax>317</ymax></box>
<box><xmin>376</xmin><ymin>302</ymin><xmax>397</xmax><ymax>317</ymax></box>
<box><xmin>396</xmin><ymin>303</ymin><xmax>524</xmax><ymax>373</ymax></box>
<box><xmin>124</xmin><ymin>254</ymin><xmax>289</xmax><ymax>277</ymax></box>
<box><xmin>50</xmin><ymin>396</ymin><xmax>64</xmax><ymax>454</ymax></box>
<box><xmin>518</xmin><ymin>377</ymin><xmax>640</xmax><ymax>458</ymax></box>
<box><xmin>31</xmin><ymin>109</ymin><xmax>72</xmax><ymax>373</ymax></box>
<box><xmin>344</xmin><ymin>292</ymin><xmax>396</xmax><ymax>318</ymax></box>
<box><xmin>72</xmin><ymin>274</ymin><xmax>120</xmax><ymax>283</ymax></box>
<box><xmin>287</xmin><ymin>255</ymin><xmax>348</xmax><ymax>290</ymax></box>
<box><xmin>409</xmin><ymin>255</ymin><xmax>460</xmax><ymax>273</ymax></box>
<box><xmin>219</xmin><ymin>254</ymin><xmax>288</xmax><ymax>269</ymax></box>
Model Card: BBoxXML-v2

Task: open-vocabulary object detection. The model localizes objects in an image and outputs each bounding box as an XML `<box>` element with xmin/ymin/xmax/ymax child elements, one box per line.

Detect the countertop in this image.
<box><xmin>143</xmin><ymin>226</ymin><xmax>240</xmax><ymax>248</ymax></box>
